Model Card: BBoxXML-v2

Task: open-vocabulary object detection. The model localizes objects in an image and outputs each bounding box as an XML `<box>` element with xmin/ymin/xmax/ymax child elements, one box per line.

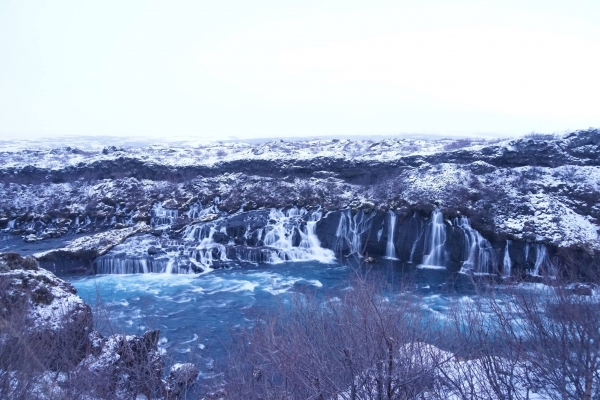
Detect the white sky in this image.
<box><xmin>1</xmin><ymin>0</ymin><xmax>599</xmax><ymax>141</ymax></box>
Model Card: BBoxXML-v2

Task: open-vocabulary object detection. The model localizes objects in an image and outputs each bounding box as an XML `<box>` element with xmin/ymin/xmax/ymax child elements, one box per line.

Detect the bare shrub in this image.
<box><xmin>222</xmin><ymin>274</ymin><xmax>449</xmax><ymax>399</ymax></box>
<box><xmin>436</xmin><ymin>275</ymin><xmax>600</xmax><ymax>400</ymax></box>
<box><xmin>501</xmin><ymin>282</ymin><xmax>600</xmax><ymax>400</ymax></box>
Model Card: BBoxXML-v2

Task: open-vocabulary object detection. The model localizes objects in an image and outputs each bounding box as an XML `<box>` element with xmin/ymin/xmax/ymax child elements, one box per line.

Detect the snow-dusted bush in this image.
<box><xmin>218</xmin><ymin>272</ymin><xmax>600</xmax><ymax>400</ymax></box>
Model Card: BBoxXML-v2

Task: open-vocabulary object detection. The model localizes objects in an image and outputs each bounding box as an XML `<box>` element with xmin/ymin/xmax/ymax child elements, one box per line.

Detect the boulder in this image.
<box><xmin>23</xmin><ymin>234</ymin><xmax>38</xmax><ymax>243</ymax></box>
<box><xmin>132</xmin><ymin>211</ymin><xmax>151</xmax><ymax>223</ymax></box>
<box><xmin>77</xmin><ymin>330</ymin><xmax>165</xmax><ymax>398</ymax></box>
<box><xmin>147</xmin><ymin>246</ymin><xmax>160</xmax><ymax>255</ymax></box>
<box><xmin>198</xmin><ymin>213</ymin><xmax>220</xmax><ymax>223</ymax></box>
<box><xmin>165</xmin><ymin>362</ymin><xmax>200</xmax><ymax>398</ymax></box>
<box><xmin>469</xmin><ymin>161</ymin><xmax>496</xmax><ymax>175</ymax></box>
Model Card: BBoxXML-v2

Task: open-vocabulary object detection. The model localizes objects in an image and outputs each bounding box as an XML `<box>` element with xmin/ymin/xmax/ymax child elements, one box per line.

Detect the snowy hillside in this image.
<box><xmin>0</xmin><ymin>129</ymin><xmax>599</xmax><ymax>277</ymax></box>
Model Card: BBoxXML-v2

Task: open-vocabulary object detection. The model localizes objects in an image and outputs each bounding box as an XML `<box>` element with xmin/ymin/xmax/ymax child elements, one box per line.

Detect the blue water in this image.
<box><xmin>67</xmin><ymin>260</ymin><xmax>477</xmax><ymax>377</ymax></box>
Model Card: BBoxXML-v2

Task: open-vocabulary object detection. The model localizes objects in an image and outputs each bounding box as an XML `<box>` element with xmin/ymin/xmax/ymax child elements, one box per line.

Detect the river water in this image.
<box><xmin>67</xmin><ymin>259</ymin><xmax>481</xmax><ymax>379</ymax></box>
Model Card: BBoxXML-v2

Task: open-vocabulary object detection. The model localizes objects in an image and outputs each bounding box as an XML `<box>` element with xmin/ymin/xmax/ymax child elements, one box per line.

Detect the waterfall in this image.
<box><xmin>532</xmin><ymin>244</ymin><xmax>545</xmax><ymax>276</ymax></box>
<box><xmin>333</xmin><ymin>209</ymin><xmax>375</xmax><ymax>257</ymax></box>
<box><xmin>187</xmin><ymin>200</ymin><xmax>219</xmax><ymax>219</ymax></box>
<box><xmin>455</xmin><ymin>216</ymin><xmax>497</xmax><ymax>274</ymax></box>
<box><xmin>421</xmin><ymin>210</ymin><xmax>447</xmax><ymax>268</ymax></box>
<box><xmin>531</xmin><ymin>244</ymin><xmax>555</xmax><ymax>277</ymax></box>
<box><xmin>384</xmin><ymin>210</ymin><xmax>398</xmax><ymax>260</ymax></box>
<box><xmin>183</xmin><ymin>223</ymin><xmax>213</xmax><ymax>241</ymax></box>
<box><xmin>503</xmin><ymin>240</ymin><xmax>512</xmax><ymax>277</ymax></box>
<box><xmin>95</xmin><ymin>256</ymin><xmax>167</xmax><ymax>274</ymax></box>
<box><xmin>151</xmin><ymin>202</ymin><xmax>179</xmax><ymax>228</ymax></box>
<box><xmin>409</xmin><ymin>213</ymin><xmax>425</xmax><ymax>264</ymax></box>
<box><xmin>99</xmin><ymin>207</ymin><xmax>335</xmax><ymax>275</ymax></box>
<box><xmin>191</xmin><ymin>225</ymin><xmax>228</xmax><ymax>270</ymax></box>
<box><xmin>299</xmin><ymin>209</ymin><xmax>336</xmax><ymax>262</ymax></box>
<box><xmin>263</xmin><ymin>208</ymin><xmax>335</xmax><ymax>263</ymax></box>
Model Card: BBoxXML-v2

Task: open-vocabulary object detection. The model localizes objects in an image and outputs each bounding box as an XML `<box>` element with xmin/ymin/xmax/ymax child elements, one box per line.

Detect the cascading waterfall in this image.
<box><xmin>151</xmin><ymin>202</ymin><xmax>179</xmax><ymax>228</ymax></box>
<box><xmin>531</xmin><ymin>244</ymin><xmax>555</xmax><ymax>277</ymax></box>
<box><xmin>187</xmin><ymin>200</ymin><xmax>219</xmax><ymax>219</ymax></box>
<box><xmin>384</xmin><ymin>210</ymin><xmax>398</xmax><ymax>260</ymax></box>
<box><xmin>94</xmin><ymin>205</ymin><xmax>542</xmax><ymax>277</ymax></box>
<box><xmin>421</xmin><ymin>210</ymin><xmax>447</xmax><ymax>267</ymax></box>
<box><xmin>95</xmin><ymin>256</ymin><xmax>167</xmax><ymax>274</ymax></box>
<box><xmin>183</xmin><ymin>223</ymin><xmax>214</xmax><ymax>241</ymax></box>
<box><xmin>333</xmin><ymin>209</ymin><xmax>375</xmax><ymax>257</ymax></box>
<box><xmin>262</xmin><ymin>208</ymin><xmax>334</xmax><ymax>263</ymax></box>
<box><xmin>455</xmin><ymin>216</ymin><xmax>497</xmax><ymax>274</ymax></box>
<box><xmin>98</xmin><ymin>207</ymin><xmax>334</xmax><ymax>274</ymax></box>
<box><xmin>503</xmin><ymin>240</ymin><xmax>512</xmax><ymax>277</ymax></box>
<box><xmin>189</xmin><ymin>225</ymin><xmax>228</xmax><ymax>272</ymax></box>
<box><xmin>299</xmin><ymin>209</ymin><xmax>336</xmax><ymax>262</ymax></box>
<box><xmin>409</xmin><ymin>213</ymin><xmax>425</xmax><ymax>264</ymax></box>
<box><xmin>502</xmin><ymin>239</ymin><xmax>512</xmax><ymax>278</ymax></box>
<box><xmin>532</xmin><ymin>244</ymin><xmax>545</xmax><ymax>276</ymax></box>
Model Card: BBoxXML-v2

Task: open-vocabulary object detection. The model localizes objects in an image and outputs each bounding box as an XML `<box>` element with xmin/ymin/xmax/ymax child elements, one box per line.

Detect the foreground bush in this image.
<box><xmin>218</xmin><ymin>273</ymin><xmax>600</xmax><ymax>400</ymax></box>
<box><xmin>0</xmin><ymin>253</ymin><xmax>197</xmax><ymax>400</ymax></box>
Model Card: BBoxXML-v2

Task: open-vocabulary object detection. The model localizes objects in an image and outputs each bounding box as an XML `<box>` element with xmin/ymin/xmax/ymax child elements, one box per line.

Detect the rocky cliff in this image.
<box><xmin>0</xmin><ymin>129</ymin><xmax>599</xmax><ymax>279</ymax></box>
<box><xmin>0</xmin><ymin>253</ymin><xmax>197</xmax><ymax>399</ymax></box>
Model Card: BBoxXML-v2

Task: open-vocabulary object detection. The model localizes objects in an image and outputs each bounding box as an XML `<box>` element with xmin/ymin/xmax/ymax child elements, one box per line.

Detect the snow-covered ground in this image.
<box><xmin>0</xmin><ymin>129</ymin><xmax>599</xmax><ymax>272</ymax></box>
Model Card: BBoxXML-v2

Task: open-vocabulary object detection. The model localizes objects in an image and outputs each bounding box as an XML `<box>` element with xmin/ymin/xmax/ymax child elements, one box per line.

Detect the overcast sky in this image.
<box><xmin>1</xmin><ymin>0</ymin><xmax>599</xmax><ymax>142</ymax></box>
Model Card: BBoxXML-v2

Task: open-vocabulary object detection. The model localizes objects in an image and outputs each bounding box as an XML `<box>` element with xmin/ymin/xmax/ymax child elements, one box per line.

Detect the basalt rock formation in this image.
<box><xmin>0</xmin><ymin>253</ymin><xmax>197</xmax><ymax>398</ymax></box>
<box><xmin>0</xmin><ymin>129</ymin><xmax>599</xmax><ymax>279</ymax></box>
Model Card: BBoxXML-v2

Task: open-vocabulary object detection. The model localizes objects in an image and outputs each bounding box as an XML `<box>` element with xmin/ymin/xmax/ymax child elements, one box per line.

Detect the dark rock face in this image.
<box><xmin>165</xmin><ymin>362</ymin><xmax>200</xmax><ymax>399</ymax></box>
<box><xmin>1</xmin><ymin>129</ymin><xmax>599</xmax><ymax>278</ymax></box>
<box><xmin>0</xmin><ymin>253</ymin><xmax>185</xmax><ymax>399</ymax></box>
<box><xmin>77</xmin><ymin>330</ymin><xmax>165</xmax><ymax>399</ymax></box>
<box><xmin>0</xmin><ymin>253</ymin><xmax>93</xmax><ymax>371</ymax></box>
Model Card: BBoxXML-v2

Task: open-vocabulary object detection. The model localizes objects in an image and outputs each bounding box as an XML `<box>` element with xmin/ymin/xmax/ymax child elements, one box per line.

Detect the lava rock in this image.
<box><xmin>132</xmin><ymin>211</ymin><xmax>151</xmax><ymax>223</ymax></box>
<box><xmin>198</xmin><ymin>213</ymin><xmax>219</xmax><ymax>223</ymax></box>
<box><xmin>469</xmin><ymin>161</ymin><xmax>496</xmax><ymax>175</ymax></box>
<box><xmin>165</xmin><ymin>362</ymin><xmax>199</xmax><ymax>398</ymax></box>
<box><xmin>23</xmin><ymin>234</ymin><xmax>38</xmax><ymax>242</ymax></box>
<box><xmin>162</xmin><ymin>198</ymin><xmax>179</xmax><ymax>209</ymax></box>
<box><xmin>77</xmin><ymin>330</ymin><xmax>165</xmax><ymax>398</ymax></box>
<box><xmin>0</xmin><ymin>253</ymin><xmax>93</xmax><ymax>371</ymax></box>
<box><xmin>243</xmin><ymin>200</ymin><xmax>258</xmax><ymax>212</ymax></box>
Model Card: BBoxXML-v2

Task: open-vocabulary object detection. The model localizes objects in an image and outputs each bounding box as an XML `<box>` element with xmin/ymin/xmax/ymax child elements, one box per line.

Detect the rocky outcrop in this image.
<box><xmin>1</xmin><ymin>129</ymin><xmax>599</xmax><ymax>278</ymax></box>
<box><xmin>76</xmin><ymin>330</ymin><xmax>165</xmax><ymax>398</ymax></box>
<box><xmin>0</xmin><ymin>253</ymin><xmax>198</xmax><ymax>398</ymax></box>
<box><xmin>0</xmin><ymin>252</ymin><xmax>93</xmax><ymax>371</ymax></box>
<box><xmin>33</xmin><ymin>223</ymin><xmax>151</xmax><ymax>275</ymax></box>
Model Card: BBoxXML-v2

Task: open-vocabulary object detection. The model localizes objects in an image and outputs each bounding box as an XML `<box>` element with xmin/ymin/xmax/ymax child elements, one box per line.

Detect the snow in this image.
<box><xmin>0</xmin><ymin>135</ymin><xmax>500</xmax><ymax>171</ymax></box>
<box><xmin>1</xmin><ymin>266</ymin><xmax>89</xmax><ymax>332</ymax></box>
<box><xmin>34</xmin><ymin>223</ymin><xmax>151</xmax><ymax>259</ymax></box>
<box><xmin>1</xmin><ymin>130</ymin><xmax>599</xmax><ymax>256</ymax></box>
